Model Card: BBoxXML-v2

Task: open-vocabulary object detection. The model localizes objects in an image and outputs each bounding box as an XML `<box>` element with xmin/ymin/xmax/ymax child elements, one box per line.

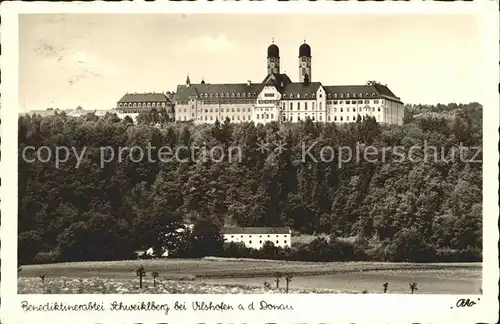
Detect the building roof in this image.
<box><xmin>323</xmin><ymin>84</ymin><xmax>402</xmax><ymax>103</ymax></box>
<box><xmin>175</xmin><ymin>83</ymin><xmax>264</xmax><ymax>101</ymax></box>
<box><xmin>118</xmin><ymin>92</ymin><xmax>172</xmax><ymax>103</ymax></box>
<box><xmin>299</xmin><ymin>42</ymin><xmax>311</xmax><ymax>57</ymax></box>
<box><xmin>267</xmin><ymin>44</ymin><xmax>279</xmax><ymax>58</ymax></box>
<box><xmin>281</xmin><ymin>82</ymin><xmax>322</xmax><ymax>99</ymax></box>
<box><xmin>262</xmin><ymin>73</ymin><xmax>292</xmax><ymax>88</ymax></box>
<box><xmin>222</xmin><ymin>227</ymin><xmax>291</xmax><ymax>235</ymax></box>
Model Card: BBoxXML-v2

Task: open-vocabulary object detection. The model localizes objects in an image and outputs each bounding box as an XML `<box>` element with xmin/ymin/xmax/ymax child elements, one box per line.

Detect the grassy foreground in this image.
<box><xmin>18</xmin><ymin>258</ymin><xmax>481</xmax><ymax>279</ymax></box>
<box><xmin>18</xmin><ymin>277</ymin><xmax>348</xmax><ymax>294</ymax></box>
<box><xmin>17</xmin><ymin>258</ymin><xmax>481</xmax><ymax>294</ymax></box>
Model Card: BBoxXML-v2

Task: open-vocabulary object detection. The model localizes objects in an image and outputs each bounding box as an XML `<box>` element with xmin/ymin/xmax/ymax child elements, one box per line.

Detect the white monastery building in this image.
<box><xmin>222</xmin><ymin>227</ymin><xmax>292</xmax><ymax>250</ymax></box>
<box><xmin>173</xmin><ymin>41</ymin><xmax>404</xmax><ymax>125</ymax></box>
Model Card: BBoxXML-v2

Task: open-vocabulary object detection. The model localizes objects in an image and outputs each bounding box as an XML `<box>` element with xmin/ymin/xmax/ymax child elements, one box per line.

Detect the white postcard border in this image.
<box><xmin>1</xmin><ymin>1</ymin><xmax>498</xmax><ymax>323</ymax></box>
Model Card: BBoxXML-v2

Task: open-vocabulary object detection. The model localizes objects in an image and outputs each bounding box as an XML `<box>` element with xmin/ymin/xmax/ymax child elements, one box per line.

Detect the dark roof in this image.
<box><xmin>373</xmin><ymin>83</ymin><xmax>399</xmax><ymax>99</ymax></box>
<box><xmin>267</xmin><ymin>44</ymin><xmax>279</xmax><ymax>58</ymax></box>
<box><xmin>222</xmin><ymin>227</ymin><xmax>291</xmax><ymax>235</ymax></box>
<box><xmin>282</xmin><ymin>82</ymin><xmax>322</xmax><ymax>99</ymax></box>
<box><xmin>323</xmin><ymin>84</ymin><xmax>402</xmax><ymax>103</ymax></box>
<box><xmin>175</xmin><ymin>83</ymin><xmax>264</xmax><ymax>101</ymax></box>
<box><xmin>299</xmin><ymin>43</ymin><xmax>311</xmax><ymax>57</ymax></box>
<box><xmin>262</xmin><ymin>73</ymin><xmax>292</xmax><ymax>89</ymax></box>
<box><xmin>118</xmin><ymin>92</ymin><xmax>172</xmax><ymax>103</ymax></box>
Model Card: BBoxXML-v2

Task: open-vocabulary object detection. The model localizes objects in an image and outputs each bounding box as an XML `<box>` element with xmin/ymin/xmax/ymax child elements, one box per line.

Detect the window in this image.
<box><xmin>346</xmin><ymin>93</ymin><xmax>350</xmax><ymax>98</ymax></box>
<box><xmin>249</xmin><ymin>240</ymin><xmax>252</xmax><ymax>244</ymax></box>
<box><xmin>276</xmin><ymin>241</ymin><xmax>279</xmax><ymax>244</ymax></box>
<box><xmin>328</xmin><ymin>116</ymin><xmax>331</xmax><ymax>121</ymax></box>
<box><xmin>353</xmin><ymin>116</ymin><xmax>356</xmax><ymax>121</ymax></box>
<box><xmin>259</xmin><ymin>240</ymin><xmax>262</xmax><ymax>244</ymax></box>
<box><xmin>334</xmin><ymin>116</ymin><xmax>337</xmax><ymax>121</ymax></box>
<box><xmin>248</xmin><ymin>107</ymin><xmax>251</xmax><ymax>112</ymax></box>
<box><xmin>378</xmin><ymin>107</ymin><xmax>381</xmax><ymax>111</ymax></box>
<box><xmin>231</xmin><ymin>93</ymin><xmax>235</xmax><ymax>97</ymax></box>
<box><xmin>297</xmin><ymin>102</ymin><xmax>301</xmax><ymax>110</ymax></box>
<box><xmin>312</xmin><ymin>102</ymin><xmax>315</xmax><ymax>110</ymax></box>
<box><xmin>271</xmin><ymin>114</ymin><xmax>274</xmax><ymax>119</ymax></box>
<box><xmin>353</xmin><ymin>93</ymin><xmax>356</xmax><ymax>98</ymax></box>
<box><xmin>305</xmin><ymin>94</ymin><xmax>308</xmax><ymax>98</ymax></box>
<box><xmin>319</xmin><ymin>94</ymin><xmax>322</xmax><ymax>98</ymax></box>
<box><xmin>290</xmin><ymin>103</ymin><xmax>293</xmax><ymax>110</ymax></box>
<box><xmin>374</xmin><ymin>99</ymin><xmax>379</xmax><ymax>104</ymax></box>
<box><xmin>346</xmin><ymin>100</ymin><xmax>350</xmax><ymax>104</ymax></box>
<box><xmin>340</xmin><ymin>107</ymin><xmax>343</xmax><ymax>112</ymax></box>
<box><xmin>358</xmin><ymin>100</ymin><xmax>363</xmax><ymax>104</ymax></box>
<box><xmin>359</xmin><ymin>93</ymin><xmax>362</xmax><ymax>97</ymax></box>
<box><xmin>284</xmin><ymin>240</ymin><xmax>287</xmax><ymax>244</ymax></box>
<box><xmin>305</xmin><ymin>102</ymin><xmax>308</xmax><ymax>110</ymax></box>
<box><xmin>231</xmin><ymin>235</ymin><xmax>234</xmax><ymax>238</ymax></box>
<box><xmin>319</xmin><ymin>102</ymin><xmax>322</xmax><ymax>110</ymax></box>
<box><xmin>334</xmin><ymin>93</ymin><xmax>338</xmax><ymax>98</ymax></box>
<box><xmin>256</xmin><ymin>114</ymin><xmax>259</xmax><ymax>119</ymax></box>
<box><xmin>334</xmin><ymin>108</ymin><xmax>337</xmax><ymax>113</ymax></box>
<box><xmin>328</xmin><ymin>93</ymin><xmax>331</xmax><ymax>98</ymax></box>
<box><xmin>347</xmin><ymin>116</ymin><xmax>349</xmax><ymax>121</ymax></box>
<box><xmin>290</xmin><ymin>94</ymin><xmax>294</xmax><ymax>98</ymax></box>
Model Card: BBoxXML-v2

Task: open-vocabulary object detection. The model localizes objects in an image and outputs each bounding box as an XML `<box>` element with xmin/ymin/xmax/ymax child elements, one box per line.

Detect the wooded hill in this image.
<box><xmin>18</xmin><ymin>102</ymin><xmax>482</xmax><ymax>264</ymax></box>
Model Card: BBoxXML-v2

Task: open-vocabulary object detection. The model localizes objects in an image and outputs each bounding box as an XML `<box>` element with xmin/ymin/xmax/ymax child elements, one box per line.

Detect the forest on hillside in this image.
<box><xmin>18</xmin><ymin>102</ymin><xmax>483</xmax><ymax>264</ymax></box>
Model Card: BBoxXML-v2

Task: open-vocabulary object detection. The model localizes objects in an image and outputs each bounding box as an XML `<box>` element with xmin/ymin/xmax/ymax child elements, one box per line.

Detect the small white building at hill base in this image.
<box><xmin>222</xmin><ymin>227</ymin><xmax>292</xmax><ymax>250</ymax></box>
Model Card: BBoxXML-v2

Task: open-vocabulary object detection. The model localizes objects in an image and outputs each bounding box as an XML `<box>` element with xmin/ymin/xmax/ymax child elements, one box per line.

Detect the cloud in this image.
<box><xmin>183</xmin><ymin>34</ymin><xmax>236</xmax><ymax>54</ymax></box>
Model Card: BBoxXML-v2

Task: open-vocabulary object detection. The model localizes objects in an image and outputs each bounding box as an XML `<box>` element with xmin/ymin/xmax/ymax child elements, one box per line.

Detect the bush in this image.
<box><xmin>32</xmin><ymin>250</ymin><xmax>61</xmax><ymax>264</ymax></box>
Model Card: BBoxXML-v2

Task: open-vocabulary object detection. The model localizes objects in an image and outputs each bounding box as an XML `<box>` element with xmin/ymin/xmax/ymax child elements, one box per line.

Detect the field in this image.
<box><xmin>18</xmin><ymin>258</ymin><xmax>481</xmax><ymax>294</ymax></box>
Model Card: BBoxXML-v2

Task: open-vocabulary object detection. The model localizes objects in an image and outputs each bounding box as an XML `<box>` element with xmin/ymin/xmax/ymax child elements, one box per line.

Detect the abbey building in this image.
<box><xmin>116</xmin><ymin>41</ymin><xmax>404</xmax><ymax>125</ymax></box>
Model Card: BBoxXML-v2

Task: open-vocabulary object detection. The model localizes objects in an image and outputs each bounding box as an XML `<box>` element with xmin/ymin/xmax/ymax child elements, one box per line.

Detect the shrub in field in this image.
<box><xmin>33</xmin><ymin>250</ymin><xmax>61</xmax><ymax>264</ymax></box>
<box><xmin>136</xmin><ymin>266</ymin><xmax>146</xmax><ymax>288</ymax></box>
<box><xmin>39</xmin><ymin>274</ymin><xmax>46</xmax><ymax>284</ymax></box>
<box><xmin>152</xmin><ymin>271</ymin><xmax>159</xmax><ymax>287</ymax></box>
<box><xmin>383</xmin><ymin>282</ymin><xmax>388</xmax><ymax>293</ymax></box>
<box><xmin>274</xmin><ymin>272</ymin><xmax>282</xmax><ymax>289</ymax></box>
<box><xmin>285</xmin><ymin>274</ymin><xmax>293</xmax><ymax>293</ymax></box>
<box><xmin>409</xmin><ymin>282</ymin><xmax>418</xmax><ymax>294</ymax></box>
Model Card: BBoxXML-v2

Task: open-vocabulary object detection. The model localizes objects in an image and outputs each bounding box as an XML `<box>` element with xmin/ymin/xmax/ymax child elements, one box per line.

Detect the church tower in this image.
<box><xmin>267</xmin><ymin>39</ymin><xmax>280</xmax><ymax>75</ymax></box>
<box><xmin>298</xmin><ymin>41</ymin><xmax>311</xmax><ymax>82</ymax></box>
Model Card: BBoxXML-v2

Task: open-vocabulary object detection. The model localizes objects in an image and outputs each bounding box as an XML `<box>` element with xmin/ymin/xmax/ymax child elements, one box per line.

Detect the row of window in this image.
<box><xmin>200</xmin><ymin>100</ymin><xmax>254</xmax><ymax>105</ymax></box>
<box><xmin>197</xmin><ymin>92</ymin><xmax>258</xmax><ymax>99</ymax></box>
<box><xmin>119</xmin><ymin>102</ymin><xmax>167</xmax><ymax>108</ymax></box>
<box><xmin>327</xmin><ymin>99</ymin><xmax>380</xmax><ymax>105</ymax></box>
<box><xmin>282</xmin><ymin>115</ymin><xmax>323</xmax><ymax>122</ymax></box>
<box><xmin>282</xmin><ymin>102</ymin><xmax>323</xmax><ymax>111</ymax></box>
<box><xmin>179</xmin><ymin>99</ymin><xmax>382</xmax><ymax>108</ymax></box>
<box><xmin>199</xmin><ymin>107</ymin><xmax>252</xmax><ymax>113</ymax></box>
<box><xmin>282</xmin><ymin>93</ymin><xmax>321</xmax><ymax>99</ymax></box>
<box><xmin>177</xmin><ymin>91</ymin><xmax>381</xmax><ymax>103</ymax></box>
<box><xmin>328</xmin><ymin>92</ymin><xmax>377</xmax><ymax>99</ymax></box>
<box><xmin>335</xmin><ymin>107</ymin><xmax>381</xmax><ymax>113</ymax></box>
<box><xmin>257</xmin><ymin>99</ymin><xmax>279</xmax><ymax>105</ymax></box>
<box><xmin>279</xmin><ymin>115</ymin><xmax>382</xmax><ymax>122</ymax></box>
<box><xmin>199</xmin><ymin>115</ymin><xmax>252</xmax><ymax>121</ymax></box>
<box><xmin>256</xmin><ymin>114</ymin><xmax>274</xmax><ymax>120</ymax></box>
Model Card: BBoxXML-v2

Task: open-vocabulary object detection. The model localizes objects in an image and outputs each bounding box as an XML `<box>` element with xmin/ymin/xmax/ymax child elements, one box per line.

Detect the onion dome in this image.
<box><xmin>267</xmin><ymin>44</ymin><xmax>280</xmax><ymax>58</ymax></box>
<box><xmin>299</xmin><ymin>42</ymin><xmax>311</xmax><ymax>57</ymax></box>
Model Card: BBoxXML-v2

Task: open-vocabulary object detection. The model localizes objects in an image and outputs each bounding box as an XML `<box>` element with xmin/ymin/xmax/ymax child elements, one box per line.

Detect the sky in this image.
<box><xmin>19</xmin><ymin>13</ymin><xmax>483</xmax><ymax>112</ymax></box>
